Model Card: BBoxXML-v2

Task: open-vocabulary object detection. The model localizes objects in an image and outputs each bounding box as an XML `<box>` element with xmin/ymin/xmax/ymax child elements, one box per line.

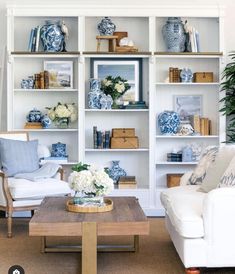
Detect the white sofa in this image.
<box><xmin>161</xmin><ymin>171</ymin><xmax>235</xmax><ymax>274</ymax></box>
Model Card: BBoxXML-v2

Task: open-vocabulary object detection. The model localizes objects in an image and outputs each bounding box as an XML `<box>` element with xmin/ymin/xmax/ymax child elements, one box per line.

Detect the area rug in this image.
<box><xmin>0</xmin><ymin>217</ymin><xmax>234</xmax><ymax>274</ymax></box>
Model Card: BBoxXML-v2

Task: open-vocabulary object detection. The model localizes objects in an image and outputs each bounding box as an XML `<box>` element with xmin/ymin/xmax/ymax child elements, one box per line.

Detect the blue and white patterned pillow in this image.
<box><xmin>218</xmin><ymin>156</ymin><xmax>235</xmax><ymax>188</ymax></box>
<box><xmin>188</xmin><ymin>146</ymin><xmax>219</xmax><ymax>185</ymax></box>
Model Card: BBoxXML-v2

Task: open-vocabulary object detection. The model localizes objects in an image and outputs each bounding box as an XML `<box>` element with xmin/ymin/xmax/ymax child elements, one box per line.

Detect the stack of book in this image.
<box><xmin>124</xmin><ymin>101</ymin><xmax>148</xmax><ymax>109</ymax></box>
<box><xmin>93</xmin><ymin>126</ymin><xmax>111</xmax><ymax>149</ymax></box>
<box><xmin>34</xmin><ymin>71</ymin><xmax>49</xmax><ymax>89</ymax></box>
<box><xmin>169</xmin><ymin>67</ymin><xmax>181</xmax><ymax>83</ymax></box>
<box><xmin>40</xmin><ymin>156</ymin><xmax>68</xmax><ymax>164</ymax></box>
<box><xmin>167</xmin><ymin>153</ymin><xmax>182</xmax><ymax>162</ymax></box>
<box><xmin>189</xmin><ymin>115</ymin><xmax>211</xmax><ymax>135</ymax></box>
<box><xmin>118</xmin><ymin>176</ymin><xmax>137</xmax><ymax>189</ymax></box>
<box><xmin>24</xmin><ymin>122</ymin><xmax>42</xmax><ymax>129</ymax></box>
<box><xmin>28</xmin><ymin>26</ymin><xmax>41</xmax><ymax>52</ymax></box>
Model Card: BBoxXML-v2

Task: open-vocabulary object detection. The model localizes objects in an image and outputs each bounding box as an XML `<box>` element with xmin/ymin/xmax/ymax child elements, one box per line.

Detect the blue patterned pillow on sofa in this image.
<box><xmin>0</xmin><ymin>138</ymin><xmax>39</xmax><ymax>176</ymax></box>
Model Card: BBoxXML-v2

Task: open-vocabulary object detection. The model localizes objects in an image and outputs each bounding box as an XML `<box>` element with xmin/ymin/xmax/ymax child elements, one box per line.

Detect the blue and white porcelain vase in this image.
<box><xmin>21</xmin><ymin>76</ymin><xmax>34</xmax><ymax>89</ymax></box>
<box><xmin>51</xmin><ymin>142</ymin><xmax>67</xmax><ymax>157</ymax></box>
<box><xmin>40</xmin><ymin>20</ymin><xmax>66</xmax><ymax>52</ymax></box>
<box><xmin>100</xmin><ymin>94</ymin><xmax>113</xmax><ymax>109</ymax></box>
<box><xmin>180</xmin><ymin>68</ymin><xmax>193</xmax><ymax>83</ymax></box>
<box><xmin>27</xmin><ymin>108</ymin><xmax>43</xmax><ymax>123</ymax></box>
<box><xmin>107</xmin><ymin>160</ymin><xmax>127</xmax><ymax>183</ymax></box>
<box><xmin>158</xmin><ymin>110</ymin><xmax>180</xmax><ymax>135</ymax></box>
<box><xmin>41</xmin><ymin>114</ymin><xmax>52</xmax><ymax>129</ymax></box>
<box><xmin>97</xmin><ymin>17</ymin><xmax>116</xmax><ymax>36</ymax></box>
<box><xmin>162</xmin><ymin>17</ymin><xmax>186</xmax><ymax>52</ymax></box>
<box><xmin>90</xmin><ymin>78</ymin><xmax>101</xmax><ymax>92</ymax></box>
<box><xmin>88</xmin><ymin>79</ymin><xmax>102</xmax><ymax>109</ymax></box>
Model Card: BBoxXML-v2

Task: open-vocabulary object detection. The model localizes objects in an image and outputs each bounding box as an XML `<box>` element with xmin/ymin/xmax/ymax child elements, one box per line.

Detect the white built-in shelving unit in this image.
<box><xmin>7</xmin><ymin>4</ymin><xmax>225</xmax><ymax>216</ymax></box>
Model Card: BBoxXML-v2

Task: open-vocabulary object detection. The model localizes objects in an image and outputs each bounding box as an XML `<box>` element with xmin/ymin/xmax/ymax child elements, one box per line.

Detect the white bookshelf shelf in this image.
<box><xmin>85</xmin><ymin>109</ymin><xmax>149</xmax><ymax>112</ymax></box>
<box><xmin>15</xmin><ymin>129</ymin><xmax>78</xmax><ymax>132</ymax></box>
<box><xmin>85</xmin><ymin>148</ymin><xmax>149</xmax><ymax>152</ymax></box>
<box><xmin>155</xmin><ymin>82</ymin><xmax>220</xmax><ymax>86</ymax></box>
<box><xmin>156</xmin><ymin>161</ymin><xmax>198</xmax><ymax>165</ymax></box>
<box><xmin>155</xmin><ymin>135</ymin><xmax>219</xmax><ymax>139</ymax></box>
<box><xmin>14</xmin><ymin>88</ymin><xmax>78</xmax><ymax>92</ymax></box>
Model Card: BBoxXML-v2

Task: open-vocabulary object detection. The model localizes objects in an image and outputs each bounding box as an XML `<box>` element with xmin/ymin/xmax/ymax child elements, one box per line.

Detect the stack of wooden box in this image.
<box><xmin>111</xmin><ymin>128</ymin><xmax>139</xmax><ymax>149</ymax></box>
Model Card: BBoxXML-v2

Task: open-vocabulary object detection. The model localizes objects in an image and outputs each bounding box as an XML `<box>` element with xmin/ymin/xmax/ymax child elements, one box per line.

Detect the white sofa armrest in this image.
<box><xmin>203</xmin><ymin>188</ymin><xmax>235</xmax><ymax>264</ymax></box>
<box><xmin>180</xmin><ymin>171</ymin><xmax>193</xmax><ymax>186</ymax></box>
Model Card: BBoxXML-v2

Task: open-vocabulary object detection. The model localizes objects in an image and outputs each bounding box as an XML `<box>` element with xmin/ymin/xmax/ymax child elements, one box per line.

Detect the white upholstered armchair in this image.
<box><xmin>0</xmin><ymin>132</ymin><xmax>71</xmax><ymax>237</ymax></box>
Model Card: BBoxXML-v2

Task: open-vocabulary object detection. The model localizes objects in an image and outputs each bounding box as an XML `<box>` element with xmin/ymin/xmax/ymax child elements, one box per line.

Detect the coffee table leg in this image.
<box><xmin>82</xmin><ymin>222</ymin><xmax>97</xmax><ymax>274</ymax></box>
<box><xmin>134</xmin><ymin>235</ymin><xmax>139</xmax><ymax>252</ymax></box>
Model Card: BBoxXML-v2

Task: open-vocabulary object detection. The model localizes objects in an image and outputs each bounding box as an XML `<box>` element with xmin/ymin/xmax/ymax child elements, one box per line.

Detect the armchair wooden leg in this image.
<box><xmin>7</xmin><ymin>211</ymin><xmax>13</xmax><ymax>238</ymax></box>
<box><xmin>186</xmin><ymin>268</ymin><xmax>201</xmax><ymax>274</ymax></box>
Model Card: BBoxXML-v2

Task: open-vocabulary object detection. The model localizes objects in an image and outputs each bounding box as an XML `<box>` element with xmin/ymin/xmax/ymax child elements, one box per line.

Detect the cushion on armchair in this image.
<box><xmin>199</xmin><ymin>145</ymin><xmax>235</xmax><ymax>192</ymax></box>
<box><xmin>188</xmin><ymin>146</ymin><xmax>218</xmax><ymax>185</ymax></box>
<box><xmin>0</xmin><ymin>138</ymin><xmax>39</xmax><ymax>176</ymax></box>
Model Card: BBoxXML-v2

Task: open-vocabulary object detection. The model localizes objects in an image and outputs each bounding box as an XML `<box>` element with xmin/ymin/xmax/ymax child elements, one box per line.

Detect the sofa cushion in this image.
<box><xmin>8</xmin><ymin>177</ymin><xmax>71</xmax><ymax>200</ymax></box>
<box><xmin>199</xmin><ymin>145</ymin><xmax>235</xmax><ymax>192</ymax></box>
<box><xmin>218</xmin><ymin>155</ymin><xmax>235</xmax><ymax>188</ymax></box>
<box><xmin>161</xmin><ymin>185</ymin><xmax>206</xmax><ymax>238</ymax></box>
<box><xmin>188</xmin><ymin>146</ymin><xmax>218</xmax><ymax>185</ymax></box>
<box><xmin>0</xmin><ymin>138</ymin><xmax>39</xmax><ymax>176</ymax></box>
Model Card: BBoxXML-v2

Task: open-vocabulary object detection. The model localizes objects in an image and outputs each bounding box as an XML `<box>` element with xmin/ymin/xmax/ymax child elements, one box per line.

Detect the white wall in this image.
<box><xmin>0</xmin><ymin>0</ymin><xmax>235</xmax><ymax>129</ymax></box>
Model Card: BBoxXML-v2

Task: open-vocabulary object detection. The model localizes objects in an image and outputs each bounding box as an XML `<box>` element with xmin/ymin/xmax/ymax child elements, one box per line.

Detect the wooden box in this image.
<box><xmin>112</xmin><ymin>128</ymin><xmax>135</xmax><ymax>138</ymax></box>
<box><xmin>166</xmin><ymin>174</ymin><xmax>184</xmax><ymax>188</ymax></box>
<box><xmin>110</xmin><ymin>137</ymin><xmax>139</xmax><ymax>149</ymax></box>
<box><xmin>193</xmin><ymin>72</ymin><xmax>213</xmax><ymax>83</ymax></box>
<box><xmin>118</xmin><ymin>176</ymin><xmax>137</xmax><ymax>189</ymax></box>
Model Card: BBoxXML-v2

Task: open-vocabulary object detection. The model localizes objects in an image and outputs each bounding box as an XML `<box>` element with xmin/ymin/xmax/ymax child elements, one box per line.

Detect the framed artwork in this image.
<box><xmin>91</xmin><ymin>58</ymin><xmax>142</xmax><ymax>101</ymax></box>
<box><xmin>44</xmin><ymin>61</ymin><xmax>73</xmax><ymax>89</ymax></box>
<box><xmin>174</xmin><ymin>95</ymin><xmax>202</xmax><ymax>121</ymax></box>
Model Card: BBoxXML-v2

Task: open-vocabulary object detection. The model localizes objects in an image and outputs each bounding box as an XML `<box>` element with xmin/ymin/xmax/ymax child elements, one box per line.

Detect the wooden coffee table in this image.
<box><xmin>29</xmin><ymin>196</ymin><xmax>149</xmax><ymax>274</ymax></box>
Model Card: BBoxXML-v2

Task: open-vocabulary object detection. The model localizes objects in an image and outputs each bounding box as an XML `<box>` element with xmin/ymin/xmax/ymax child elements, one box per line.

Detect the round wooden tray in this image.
<box><xmin>66</xmin><ymin>198</ymin><xmax>113</xmax><ymax>213</ymax></box>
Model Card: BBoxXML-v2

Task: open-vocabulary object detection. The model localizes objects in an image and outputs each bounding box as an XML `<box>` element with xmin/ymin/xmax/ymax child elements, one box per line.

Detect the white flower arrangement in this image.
<box><xmin>46</xmin><ymin>102</ymin><xmax>77</xmax><ymax>125</ymax></box>
<box><xmin>68</xmin><ymin>165</ymin><xmax>114</xmax><ymax>197</ymax></box>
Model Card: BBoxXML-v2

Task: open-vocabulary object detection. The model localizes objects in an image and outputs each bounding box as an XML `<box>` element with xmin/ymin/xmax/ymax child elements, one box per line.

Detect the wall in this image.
<box><xmin>0</xmin><ymin>0</ymin><xmax>235</xmax><ymax>130</ymax></box>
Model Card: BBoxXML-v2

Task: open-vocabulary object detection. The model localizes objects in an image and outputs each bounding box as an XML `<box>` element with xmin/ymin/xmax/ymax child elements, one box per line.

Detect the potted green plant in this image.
<box><xmin>220</xmin><ymin>52</ymin><xmax>235</xmax><ymax>143</ymax></box>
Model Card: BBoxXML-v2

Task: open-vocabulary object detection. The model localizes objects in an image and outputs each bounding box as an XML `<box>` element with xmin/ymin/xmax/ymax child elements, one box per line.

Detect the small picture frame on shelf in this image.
<box><xmin>91</xmin><ymin>58</ymin><xmax>142</xmax><ymax>101</ymax></box>
<box><xmin>44</xmin><ymin>61</ymin><xmax>73</xmax><ymax>89</ymax></box>
<box><xmin>174</xmin><ymin>95</ymin><xmax>202</xmax><ymax>121</ymax></box>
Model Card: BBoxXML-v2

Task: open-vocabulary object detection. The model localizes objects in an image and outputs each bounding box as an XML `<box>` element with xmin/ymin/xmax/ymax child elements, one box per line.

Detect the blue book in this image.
<box><xmin>31</xmin><ymin>28</ymin><xmax>37</xmax><ymax>52</ymax></box>
<box><xmin>28</xmin><ymin>28</ymin><xmax>34</xmax><ymax>52</ymax></box>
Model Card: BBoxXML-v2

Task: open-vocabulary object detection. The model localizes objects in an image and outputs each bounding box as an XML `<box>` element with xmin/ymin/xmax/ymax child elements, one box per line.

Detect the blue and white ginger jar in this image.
<box><xmin>180</xmin><ymin>68</ymin><xmax>193</xmax><ymax>83</ymax></box>
<box><xmin>27</xmin><ymin>108</ymin><xmax>43</xmax><ymax>122</ymax></box>
<box><xmin>41</xmin><ymin>114</ymin><xmax>52</xmax><ymax>129</ymax></box>
<box><xmin>98</xmin><ymin>17</ymin><xmax>116</xmax><ymax>36</ymax></box>
<box><xmin>40</xmin><ymin>20</ymin><xmax>65</xmax><ymax>52</ymax></box>
<box><xmin>100</xmin><ymin>94</ymin><xmax>113</xmax><ymax>109</ymax></box>
<box><xmin>107</xmin><ymin>160</ymin><xmax>127</xmax><ymax>183</ymax></box>
<box><xmin>51</xmin><ymin>142</ymin><xmax>67</xmax><ymax>157</ymax></box>
<box><xmin>90</xmin><ymin>79</ymin><xmax>101</xmax><ymax>92</ymax></box>
<box><xmin>158</xmin><ymin>110</ymin><xmax>180</xmax><ymax>135</ymax></box>
<box><xmin>162</xmin><ymin>17</ymin><xmax>186</xmax><ymax>52</ymax></box>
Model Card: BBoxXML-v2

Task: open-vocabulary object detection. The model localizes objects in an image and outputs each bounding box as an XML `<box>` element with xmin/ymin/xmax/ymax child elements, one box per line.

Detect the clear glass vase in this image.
<box><xmin>73</xmin><ymin>196</ymin><xmax>104</xmax><ymax>206</ymax></box>
<box><xmin>56</xmin><ymin>118</ymin><xmax>69</xmax><ymax>129</ymax></box>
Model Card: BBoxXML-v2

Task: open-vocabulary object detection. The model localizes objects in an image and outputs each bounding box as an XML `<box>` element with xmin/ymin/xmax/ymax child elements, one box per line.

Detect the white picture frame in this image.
<box><xmin>44</xmin><ymin>61</ymin><xmax>73</xmax><ymax>89</ymax></box>
<box><xmin>91</xmin><ymin>58</ymin><xmax>142</xmax><ymax>102</ymax></box>
<box><xmin>174</xmin><ymin>95</ymin><xmax>202</xmax><ymax>121</ymax></box>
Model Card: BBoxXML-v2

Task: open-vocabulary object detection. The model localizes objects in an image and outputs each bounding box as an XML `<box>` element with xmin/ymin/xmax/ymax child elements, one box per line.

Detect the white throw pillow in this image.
<box><xmin>199</xmin><ymin>145</ymin><xmax>235</xmax><ymax>192</ymax></box>
<box><xmin>37</xmin><ymin>144</ymin><xmax>51</xmax><ymax>159</ymax></box>
<box><xmin>218</xmin><ymin>155</ymin><xmax>235</xmax><ymax>188</ymax></box>
<box><xmin>188</xmin><ymin>146</ymin><xmax>218</xmax><ymax>185</ymax></box>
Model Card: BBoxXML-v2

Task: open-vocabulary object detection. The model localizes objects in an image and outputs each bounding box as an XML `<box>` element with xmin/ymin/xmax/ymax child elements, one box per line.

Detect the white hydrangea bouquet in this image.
<box><xmin>101</xmin><ymin>75</ymin><xmax>131</xmax><ymax>108</ymax></box>
<box><xmin>46</xmin><ymin>102</ymin><xmax>77</xmax><ymax>128</ymax></box>
<box><xmin>68</xmin><ymin>163</ymin><xmax>114</xmax><ymax>206</ymax></box>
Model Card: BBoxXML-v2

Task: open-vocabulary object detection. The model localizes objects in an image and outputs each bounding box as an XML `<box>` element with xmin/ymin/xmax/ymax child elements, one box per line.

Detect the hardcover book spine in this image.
<box><xmin>28</xmin><ymin>29</ymin><xmax>34</xmax><ymax>52</ymax></box>
<box><xmin>105</xmin><ymin>130</ymin><xmax>110</xmax><ymax>149</ymax></box>
<box><xmin>93</xmin><ymin>126</ymin><xmax>97</xmax><ymax>149</ymax></box>
<box><xmin>35</xmin><ymin>26</ymin><xmax>41</xmax><ymax>52</ymax></box>
<box><xmin>44</xmin><ymin>70</ymin><xmax>49</xmax><ymax>89</ymax></box>
<box><xmin>97</xmin><ymin>131</ymin><xmax>102</xmax><ymax>149</ymax></box>
<box><xmin>40</xmin><ymin>71</ymin><xmax>45</xmax><ymax>89</ymax></box>
<box><xmin>34</xmin><ymin>73</ymin><xmax>41</xmax><ymax>89</ymax></box>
